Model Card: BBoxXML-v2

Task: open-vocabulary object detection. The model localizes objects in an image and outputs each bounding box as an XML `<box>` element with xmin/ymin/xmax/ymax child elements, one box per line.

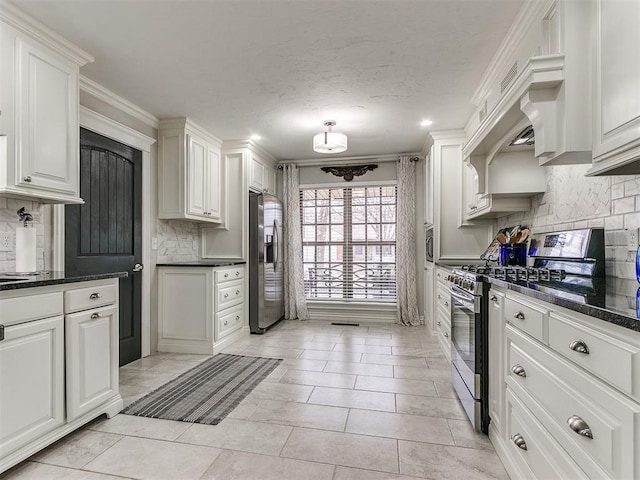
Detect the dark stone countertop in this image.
<box><xmin>156</xmin><ymin>260</ymin><xmax>246</xmax><ymax>267</ymax></box>
<box><xmin>485</xmin><ymin>275</ymin><xmax>640</xmax><ymax>333</ymax></box>
<box><xmin>0</xmin><ymin>271</ymin><xmax>128</xmax><ymax>291</ymax></box>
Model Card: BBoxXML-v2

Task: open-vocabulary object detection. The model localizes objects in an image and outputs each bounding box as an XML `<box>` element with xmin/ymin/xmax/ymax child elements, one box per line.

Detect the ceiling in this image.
<box><xmin>10</xmin><ymin>0</ymin><xmax>524</xmax><ymax>161</ymax></box>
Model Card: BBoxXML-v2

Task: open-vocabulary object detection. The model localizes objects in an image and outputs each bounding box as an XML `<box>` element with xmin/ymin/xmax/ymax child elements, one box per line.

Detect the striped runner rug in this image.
<box><xmin>122</xmin><ymin>354</ymin><xmax>282</xmax><ymax>425</ymax></box>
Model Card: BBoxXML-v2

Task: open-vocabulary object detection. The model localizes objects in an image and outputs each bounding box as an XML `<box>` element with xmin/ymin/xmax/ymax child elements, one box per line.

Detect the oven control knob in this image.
<box><xmin>461</xmin><ymin>280</ymin><xmax>469</xmax><ymax>289</ymax></box>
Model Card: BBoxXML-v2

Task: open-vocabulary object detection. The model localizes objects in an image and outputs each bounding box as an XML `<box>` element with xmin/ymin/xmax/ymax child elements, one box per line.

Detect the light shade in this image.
<box><xmin>313</xmin><ymin>131</ymin><xmax>348</xmax><ymax>154</ymax></box>
<box><xmin>313</xmin><ymin>121</ymin><xmax>348</xmax><ymax>154</ymax></box>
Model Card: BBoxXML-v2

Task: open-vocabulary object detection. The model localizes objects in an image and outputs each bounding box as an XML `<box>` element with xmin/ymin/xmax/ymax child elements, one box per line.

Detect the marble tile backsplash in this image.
<box><xmin>497</xmin><ymin>164</ymin><xmax>640</xmax><ymax>279</ymax></box>
<box><xmin>0</xmin><ymin>198</ymin><xmax>49</xmax><ymax>273</ymax></box>
<box><xmin>156</xmin><ymin>219</ymin><xmax>200</xmax><ymax>263</ymax></box>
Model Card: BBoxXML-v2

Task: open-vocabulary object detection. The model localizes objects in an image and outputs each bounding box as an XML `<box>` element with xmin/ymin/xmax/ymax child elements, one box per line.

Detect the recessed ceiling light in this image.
<box><xmin>420</xmin><ymin>120</ymin><xmax>433</xmax><ymax>127</ymax></box>
<box><xmin>250</xmin><ymin>134</ymin><xmax>262</xmax><ymax>141</ymax></box>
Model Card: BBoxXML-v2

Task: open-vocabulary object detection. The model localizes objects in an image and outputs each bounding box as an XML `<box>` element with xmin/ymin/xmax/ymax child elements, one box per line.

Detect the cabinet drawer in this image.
<box><xmin>0</xmin><ymin>291</ymin><xmax>63</xmax><ymax>327</ymax></box>
<box><xmin>215</xmin><ymin>280</ymin><xmax>244</xmax><ymax>311</ymax></box>
<box><xmin>549</xmin><ymin>312</ymin><xmax>640</xmax><ymax>401</ymax></box>
<box><xmin>65</xmin><ymin>283</ymin><xmax>117</xmax><ymax>314</ymax></box>
<box><xmin>436</xmin><ymin>283</ymin><xmax>451</xmax><ymax>317</ymax></box>
<box><xmin>436</xmin><ymin>310</ymin><xmax>451</xmax><ymax>362</ymax></box>
<box><xmin>216</xmin><ymin>305</ymin><xmax>243</xmax><ymax>340</ymax></box>
<box><xmin>215</xmin><ymin>267</ymin><xmax>244</xmax><ymax>284</ymax></box>
<box><xmin>507</xmin><ymin>325</ymin><xmax>640</xmax><ymax>480</ymax></box>
<box><xmin>505</xmin><ymin>389</ymin><xmax>588</xmax><ymax>480</ymax></box>
<box><xmin>504</xmin><ymin>295</ymin><xmax>548</xmax><ymax>342</ymax></box>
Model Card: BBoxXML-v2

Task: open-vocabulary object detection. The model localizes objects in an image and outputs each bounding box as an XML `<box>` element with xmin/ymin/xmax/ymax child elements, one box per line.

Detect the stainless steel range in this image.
<box><xmin>447</xmin><ymin>228</ymin><xmax>605</xmax><ymax>434</ymax></box>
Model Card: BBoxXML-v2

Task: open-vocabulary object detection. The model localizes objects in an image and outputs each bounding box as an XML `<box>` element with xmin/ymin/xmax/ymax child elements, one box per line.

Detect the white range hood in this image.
<box><xmin>462</xmin><ymin>0</ymin><xmax>593</xmax><ymax>220</ymax></box>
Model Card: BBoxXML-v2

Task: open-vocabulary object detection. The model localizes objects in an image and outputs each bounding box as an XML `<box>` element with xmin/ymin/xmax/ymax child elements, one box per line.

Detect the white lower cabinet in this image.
<box><xmin>489</xmin><ymin>287</ymin><xmax>640</xmax><ymax>480</ymax></box>
<box><xmin>434</xmin><ymin>266</ymin><xmax>452</xmax><ymax>363</ymax></box>
<box><xmin>65</xmin><ymin>304</ymin><xmax>119</xmax><ymax>421</ymax></box>
<box><xmin>158</xmin><ymin>265</ymin><xmax>246</xmax><ymax>354</ymax></box>
<box><xmin>0</xmin><ymin>316</ymin><xmax>65</xmax><ymax>460</ymax></box>
<box><xmin>0</xmin><ymin>278</ymin><xmax>122</xmax><ymax>474</ymax></box>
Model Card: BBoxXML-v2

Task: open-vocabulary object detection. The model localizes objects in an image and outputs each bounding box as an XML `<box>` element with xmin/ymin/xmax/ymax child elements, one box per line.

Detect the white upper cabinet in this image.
<box><xmin>249</xmin><ymin>151</ymin><xmax>278</xmax><ymax>195</ymax></box>
<box><xmin>423</xmin><ymin>145</ymin><xmax>434</xmax><ymax>227</ymax></box>
<box><xmin>588</xmin><ymin>0</ymin><xmax>640</xmax><ymax>175</ymax></box>
<box><xmin>430</xmin><ymin>131</ymin><xmax>492</xmax><ymax>263</ymax></box>
<box><xmin>0</xmin><ymin>3</ymin><xmax>93</xmax><ymax>204</ymax></box>
<box><xmin>158</xmin><ymin>118</ymin><xmax>223</xmax><ymax>224</ymax></box>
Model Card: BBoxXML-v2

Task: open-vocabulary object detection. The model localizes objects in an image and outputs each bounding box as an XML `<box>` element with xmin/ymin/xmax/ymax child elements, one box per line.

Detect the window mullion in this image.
<box><xmin>344</xmin><ymin>188</ymin><xmax>353</xmax><ymax>299</ymax></box>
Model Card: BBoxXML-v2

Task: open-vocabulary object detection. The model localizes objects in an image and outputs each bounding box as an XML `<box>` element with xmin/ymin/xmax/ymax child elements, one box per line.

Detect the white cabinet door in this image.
<box><xmin>187</xmin><ymin>134</ymin><xmax>207</xmax><ymax>218</ymax></box>
<box><xmin>488</xmin><ymin>289</ymin><xmax>505</xmax><ymax>436</ymax></box>
<box><xmin>424</xmin><ymin>263</ymin><xmax>434</xmax><ymax>329</ymax></box>
<box><xmin>249</xmin><ymin>157</ymin><xmax>265</xmax><ymax>191</ymax></box>
<box><xmin>263</xmin><ymin>164</ymin><xmax>277</xmax><ymax>195</ymax></box>
<box><xmin>206</xmin><ymin>146</ymin><xmax>221</xmax><ymax>221</ymax></box>
<box><xmin>65</xmin><ymin>305</ymin><xmax>119</xmax><ymax>422</ymax></box>
<box><xmin>0</xmin><ymin>316</ymin><xmax>64</xmax><ymax>458</ymax></box>
<box><xmin>424</xmin><ymin>147</ymin><xmax>434</xmax><ymax>226</ymax></box>
<box><xmin>592</xmin><ymin>0</ymin><xmax>640</xmax><ymax>171</ymax></box>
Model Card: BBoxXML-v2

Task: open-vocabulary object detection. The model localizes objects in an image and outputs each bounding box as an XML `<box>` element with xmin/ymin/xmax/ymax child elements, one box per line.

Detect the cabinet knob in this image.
<box><xmin>490</xmin><ymin>295</ymin><xmax>498</xmax><ymax>302</ymax></box>
<box><xmin>224</xmin><ymin>293</ymin><xmax>229</xmax><ymax>298</ymax></box>
<box><xmin>23</xmin><ymin>176</ymin><xmax>32</xmax><ymax>183</ymax></box>
<box><xmin>511</xmin><ymin>364</ymin><xmax>527</xmax><ymax>377</ymax></box>
<box><xmin>569</xmin><ymin>340</ymin><xmax>590</xmax><ymax>355</ymax></box>
<box><xmin>437</xmin><ymin>321</ymin><xmax>441</xmax><ymax>326</ymax></box>
<box><xmin>89</xmin><ymin>292</ymin><xmax>102</xmax><ymax>299</ymax></box>
<box><xmin>235</xmin><ymin>315</ymin><xmax>240</xmax><ymax>320</ymax></box>
<box><xmin>91</xmin><ymin>312</ymin><xmax>102</xmax><ymax>319</ymax></box>
<box><xmin>235</xmin><ymin>271</ymin><xmax>240</xmax><ymax>276</ymax></box>
<box><xmin>513</xmin><ymin>311</ymin><xmax>525</xmax><ymax>320</ymax></box>
<box><xmin>444</xmin><ymin>301</ymin><xmax>449</xmax><ymax>307</ymax></box>
<box><xmin>511</xmin><ymin>433</ymin><xmax>527</xmax><ymax>450</ymax></box>
<box><xmin>236</xmin><ymin>290</ymin><xmax>240</xmax><ymax>295</ymax></box>
<box><xmin>224</xmin><ymin>273</ymin><xmax>229</xmax><ymax>278</ymax></box>
<box><xmin>224</xmin><ymin>320</ymin><xmax>228</xmax><ymax>326</ymax></box>
<box><xmin>437</xmin><ymin>294</ymin><xmax>441</xmax><ymax>300</ymax></box>
<box><xmin>443</xmin><ymin>332</ymin><xmax>449</xmax><ymax>338</ymax></box>
<box><xmin>567</xmin><ymin>415</ymin><xmax>593</xmax><ymax>439</ymax></box>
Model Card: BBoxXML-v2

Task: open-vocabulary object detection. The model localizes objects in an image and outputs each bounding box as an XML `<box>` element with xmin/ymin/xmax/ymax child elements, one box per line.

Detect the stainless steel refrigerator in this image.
<box><xmin>249</xmin><ymin>192</ymin><xmax>284</xmax><ymax>333</ymax></box>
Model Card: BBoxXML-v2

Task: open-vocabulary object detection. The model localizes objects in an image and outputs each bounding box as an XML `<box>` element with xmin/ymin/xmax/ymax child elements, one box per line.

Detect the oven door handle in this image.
<box><xmin>449</xmin><ymin>286</ymin><xmax>479</xmax><ymax>313</ymax></box>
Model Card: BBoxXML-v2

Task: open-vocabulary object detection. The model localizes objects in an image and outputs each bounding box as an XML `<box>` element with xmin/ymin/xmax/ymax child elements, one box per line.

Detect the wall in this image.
<box><xmin>496</xmin><ymin>163</ymin><xmax>637</xmax><ymax>279</ymax></box>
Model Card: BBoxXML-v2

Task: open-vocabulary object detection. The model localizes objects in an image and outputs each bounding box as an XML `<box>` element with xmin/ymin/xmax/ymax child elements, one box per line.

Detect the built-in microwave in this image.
<box><xmin>425</xmin><ymin>227</ymin><xmax>434</xmax><ymax>262</ymax></box>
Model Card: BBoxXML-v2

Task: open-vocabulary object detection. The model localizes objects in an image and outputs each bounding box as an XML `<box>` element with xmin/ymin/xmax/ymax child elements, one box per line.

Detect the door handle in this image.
<box><xmin>133</xmin><ymin>263</ymin><xmax>144</xmax><ymax>272</ymax></box>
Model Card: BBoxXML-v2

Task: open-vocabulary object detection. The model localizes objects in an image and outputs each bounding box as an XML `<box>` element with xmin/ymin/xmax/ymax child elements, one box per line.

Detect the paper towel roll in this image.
<box><xmin>16</xmin><ymin>227</ymin><xmax>36</xmax><ymax>273</ymax></box>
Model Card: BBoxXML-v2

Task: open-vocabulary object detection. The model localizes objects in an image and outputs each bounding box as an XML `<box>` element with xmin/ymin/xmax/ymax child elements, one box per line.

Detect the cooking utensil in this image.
<box><xmin>516</xmin><ymin>228</ymin><xmax>530</xmax><ymax>244</ymax></box>
<box><xmin>496</xmin><ymin>233</ymin><xmax>507</xmax><ymax>244</ymax></box>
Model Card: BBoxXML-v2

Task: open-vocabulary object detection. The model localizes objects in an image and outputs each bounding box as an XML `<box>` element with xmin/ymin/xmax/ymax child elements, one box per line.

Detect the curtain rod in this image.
<box><xmin>277</xmin><ymin>154</ymin><xmax>423</xmax><ymax>169</ymax></box>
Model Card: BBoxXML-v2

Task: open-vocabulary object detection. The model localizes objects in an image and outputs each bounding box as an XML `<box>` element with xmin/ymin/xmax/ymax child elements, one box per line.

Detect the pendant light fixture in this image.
<box><xmin>313</xmin><ymin>121</ymin><xmax>347</xmax><ymax>154</ymax></box>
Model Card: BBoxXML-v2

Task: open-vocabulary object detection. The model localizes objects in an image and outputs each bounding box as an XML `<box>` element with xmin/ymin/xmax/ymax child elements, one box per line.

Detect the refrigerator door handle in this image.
<box><xmin>273</xmin><ymin>219</ymin><xmax>279</xmax><ymax>273</ymax></box>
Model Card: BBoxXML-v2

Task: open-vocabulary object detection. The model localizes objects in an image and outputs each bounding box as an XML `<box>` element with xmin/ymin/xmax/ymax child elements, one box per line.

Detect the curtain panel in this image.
<box><xmin>282</xmin><ymin>164</ymin><xmax>310</xmax><ymax>320</ymax></box>
<box><xmin>395</xmin><ymin>156</ymin><xmax>421</xmax><ymax>326</ymax></box>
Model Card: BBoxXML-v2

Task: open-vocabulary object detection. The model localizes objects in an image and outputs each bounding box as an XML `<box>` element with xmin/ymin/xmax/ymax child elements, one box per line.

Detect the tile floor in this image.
<box><xmin>2</xmin><ymin>320</ymin><xmax>509</xmax><ymax>480</ymax></box>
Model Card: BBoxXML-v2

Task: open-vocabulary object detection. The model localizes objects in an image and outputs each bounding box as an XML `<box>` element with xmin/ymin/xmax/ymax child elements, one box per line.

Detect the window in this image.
<box><xmin>301</xmin><ymin>186</ymin><xmax>396</xmax><ymax>302</ymax></box>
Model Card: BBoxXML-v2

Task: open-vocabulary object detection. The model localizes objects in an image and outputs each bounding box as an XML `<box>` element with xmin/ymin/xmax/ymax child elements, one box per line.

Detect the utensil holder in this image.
<box><xmin>499</xmin><ymin>243</ymin><xmax>527</xmax><ymax>266</ymax></box>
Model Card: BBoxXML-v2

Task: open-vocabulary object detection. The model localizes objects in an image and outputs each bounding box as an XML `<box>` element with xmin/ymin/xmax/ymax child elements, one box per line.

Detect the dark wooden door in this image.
<box><xmin>66</xmin><ymin>128</ymin><xmax>142</xmax><ymax>366</ymax></box>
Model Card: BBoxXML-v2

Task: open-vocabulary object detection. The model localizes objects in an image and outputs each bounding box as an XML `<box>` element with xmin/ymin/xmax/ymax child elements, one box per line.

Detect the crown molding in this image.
<box><xmin>80</xmin><ymin>76</ymin><xmax>160</xmax><ymax>129</ymax></box>
<box><xmin>1</xmin><ymin>0</ymin><xmax>94</xmax><ymax>65</ymax></box>
<box><xmin>222</xmin><ymin>139</ymin><xmax>278</xmax><ymax>165</ymax></box>
<box><xmin>429</xmin><ymin>129</ymin><xmax>467</xmax><ymax>142</ymax></box>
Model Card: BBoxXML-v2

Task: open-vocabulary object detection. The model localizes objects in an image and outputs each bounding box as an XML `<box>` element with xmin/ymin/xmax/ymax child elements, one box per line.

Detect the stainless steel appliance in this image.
<box><xmin>447</xmin><ymin>227</ymin><xmax>605</xmax><ymax>433</ymax></box>
<box><xmin>249</xmin><ymin>192</ymin><xmax>284</xmax><ymax>333</ymax></box>
<box><xmin>447</xmin><ymin>268</ymin><xmax>489</xmax><ymax>433</ymax></box>
<box><xmin>425</xmin><ymin>227</ymin><xmax>434</xmax><ymax>263</ymax></box>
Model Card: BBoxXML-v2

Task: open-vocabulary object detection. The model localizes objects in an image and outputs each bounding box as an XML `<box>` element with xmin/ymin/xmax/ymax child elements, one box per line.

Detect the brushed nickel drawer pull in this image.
<box><xmin>89</xmin><ymin>292</ymin><xmax>102</xmax><ymax>299</ymax></box>
<box><xmin>443</xmin><ymin>332</ymin><xmax>449</xmax><ymax>338</ymax></box>
<box><xmin>236</xmin><ymin>290</ymin><xmax>240</xmax><ymax>295</ymax></box>
<box><xmin>224</xmin><ymin>293</ymin><xmax>229</xmax><ymax>298</ymax></box>
<box><xmin>224</xmin><ymin>273</ymin><xmax>229</xmax><ymax>278</ymax></box>
<box><xmin>513</xmin><ymin>311</ymin><xmax>525</xmax><ymax>320</ymax></box>
<box><xmin>437</xmin><ymin>321</ymin><xmax>441</xmax><ymax>326</ymax></box>
<box><xmin>569</xmin><ymin>340</ymin><xmax>590</xmax><ymax>355</ymax></box>
<box><xmin>235</xmin><ymin>271</ymin><xmax>240</xmax><ymax>276</ymax></box>
<box><xmin>23</xmin><ymin>176</ymin><xmax>32</xmax><ymax>183</ymax></box>
<box><xmin>567</xmin><ymin>415</ymin><xmax>593</xmax><ymax>439</ymax></box>
<box><xmin>444</xmin><ymin>301</ymin><xmax>449</xmax><ymax>307</ymax></box>
<box><xmin>511</xmin><ymin>433</ymin><xmax>527</xmax><ymax>450</ymax></box>
<box><xmin>235</xmin><ymin>315</ymin><xmax>240</xmax><ymax>320</ymax></box>
<box><xmin>437</xmin><ymin>294</ymin><xmax>441</xmax><ymax>300</ymax></box>
<box><xmin>91</xmin><ymin>312</ymin><xmax>102</xmax><ymax>319</ymax></box>
<box><xmin>511</xmin><ymin>364</ymin><xmax>526</xmax><ymax>377</ymax></box>
<box><xmin>224</xmin><ymin>320</ymin><xmax>228</xmax><ymax>326</ymax></box>
<box><xmin>490</xmin><ymin>295</ymin><xmax>498</xmax><ymax>302</ymax></box>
